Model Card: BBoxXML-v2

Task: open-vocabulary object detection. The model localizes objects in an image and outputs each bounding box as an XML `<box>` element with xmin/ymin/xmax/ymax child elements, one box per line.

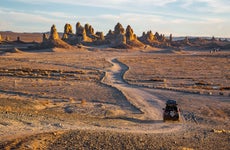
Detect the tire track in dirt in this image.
<box><xmin>0</xmin><ymin>57</ymin><xmax>185</xmax><ymax>149</ymax></box>
<box><xmin>102</xmin><ymin>57</ymin><xmax>185</xmax><ymax>132</ymax></box>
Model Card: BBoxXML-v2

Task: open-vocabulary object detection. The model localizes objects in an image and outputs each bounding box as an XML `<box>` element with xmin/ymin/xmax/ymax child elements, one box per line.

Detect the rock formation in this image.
<box><xmin>5</xmin><ymin>36</ymin><xmax>10</xmax><ymax>41</ymax></box>
<box><xmin>38</xmin><ymin>22</ymin><xmax>182</xmax><ymax>49</ymax></box>
<box><xmin>85</xmin><ymin>24</ymin><xmax>94</xmax><ymax>36</ymax></box>
<box><xmin>76</xmin><ymin>22</ymin><xmax>92</xmax><ymax>42</ymax></box>
<box><xmin>105</xmin><ymin>23</ymin><xmax>129</xmax><ymax>48</ymax></box>
<box><xmin>125</xmin><ymin>25</ymin><xmax>144</xmax><ymax>47</ymax></box>
<box><xmin>64</xmin><ymin>23</ymin><xmax>73</xmax><ymax>35</ymax></box>
<box><xmin>95</xmin><ymin>32</ymin><xmax>105</xmax><ymax>40</ymax></box>
<box><xmin>105</xmin><ymin>30</ymin><xmax>114</xmax><ymax>40</ymax></box>
<box><xmin>169</xmin><ymin>34</ymin><xmax>173</xmax><ymax>43</ymax></box>
<box><xmin>158</xmin><ymin>34</ymin><xmax>166</xmax><ymax>42</ymax></box>
<box><xmin>17</xmin><ymin>36</ymin><xmax>21</xmax><ymax>42</ymax></box>
<box><xmin>62</xmin><ymin>33</ymin><xmax>68</xmax><ymax>40</ymax></box>
<box><xmin>0</xmin><ymin>34</ymin><xmax>2</xmax><ymax>42</ymax></box>
<box><xmin>39</xmin><ymin>25</ymin><xmax>72</xmax><ymax>49</ymax></box>
<box><xmin>147</xmin><ymin>31</ymin><xmax>155</xmax><ymax>41</ymax></box>
<box><xmin>139</xmin><ymin>31</ymin><xmax>171</xmax><ymax>47</ymax></box>
<box><xmin>62</xmin><ymin>23</ymin><xmax>73</xmax><ymax>40</ymax></box>
<box><xmin>104</xmin><ymin>23</ymin><xmax>146</xmax><ymax>48</ymax></box>
<box><xmin>114</xmin><ymin>23</ymin><xmax>125</xmax><ymax>35</ymax></box>
<box><xmin>139</xmin><ymin>30</ymin><xmax>156</xmax><ymax>44</ymax></box>
<box><xmin>184</xmin><ymin>37</ymin><xmax>189</xmax><ymax>44</ymax></box>
<box><xmin>49</xmin><ymin>25</ymin><xmax>59</xmax><ymax>40</ymax></box>
<box><xmin>211</xmin><ymin>36</ymin><xmax>217</xmax><ymax>42</ymax></box>
<box><xmin>126</xmin><ymin>25</ymin><xmax>136</xmax><ymax>41</ymax></box>
<box><xmin>113</xmin><ymin>23</ymin><xmax>127</xmax><ymax>47</ymax></box>
<box><xmin>42</xmin><ymin>33</ymin><xmax>48</xmax><ymax>42</ymax></box>
<box><xmin>84</xmin><ymin>23</ymin><xmax>103</xmax><ymax>41</ymax></box>
<box><xmin>154</xmin><ymin>32</ymin><xmax>160</xmax><ymax>40</ymax></box>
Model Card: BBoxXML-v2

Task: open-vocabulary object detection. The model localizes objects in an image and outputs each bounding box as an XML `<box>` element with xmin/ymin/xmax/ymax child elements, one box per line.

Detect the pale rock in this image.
<box><xmin>126</xmin><ymin>25</ymin><xmax>136</xmax><ymax>41</ymax></box>
<box><xmin>49</xmin><ymin>25</ymin><xmax>59</xmax><ymax>40</ymax></box>
<box><xmin>76</xmin><ymin>22</ymin><xmax>87</xmax><ymax>41</ymax></box>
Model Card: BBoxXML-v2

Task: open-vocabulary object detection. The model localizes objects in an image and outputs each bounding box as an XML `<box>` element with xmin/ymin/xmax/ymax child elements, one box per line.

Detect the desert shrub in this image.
<box><xmin>81</xmin><ymin>99</ymin><xmax>87</xmax><ymax>105</ymax></box>
<box><xmin>220</xmin><ymin>87</ymin><xmax>230</xmax><ymax>90</ymax></box>
<box><xmin>104</xmin><ymin>109</ymin><xmax>125</xmax><ymax>117</ymax></box>
<box><xmin>69</xmin><ymin>98</ymin><xmax>75</xmax><ymax>103</ymax></box>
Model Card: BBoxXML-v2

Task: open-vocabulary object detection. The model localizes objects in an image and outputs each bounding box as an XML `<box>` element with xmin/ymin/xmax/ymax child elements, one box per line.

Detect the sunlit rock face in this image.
<box><xmin>40</xmin><ymin>24</ymin><xmax>72</xmax><ymax>49</ymax></box>
<box><xmin>49</xmin><ymin>25</ymin><xmax>59</xmax><ymax>40</ymax></box>
<box><xmin>62</xmin><ymin>23</ymin><xmax>73</xmax><ymax>40</ymax></box>
<box><xmin>105</xmin><ymin>23</ymin><xmax>126</xmax><ymax>47</ymax></box>
<box><xmin>126</xmin><ymin>25</ymin><xmax>136</xmax><ymax>41</ymax></box>
<box><xmin>95</xmin><ymin>32</ymin><xmax>105</xmax><ymax>41</ymax></box>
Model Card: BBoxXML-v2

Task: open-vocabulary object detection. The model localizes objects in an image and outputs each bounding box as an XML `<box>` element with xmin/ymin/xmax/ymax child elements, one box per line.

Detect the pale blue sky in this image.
<box><xmin>0</xmin><ymin>0</ymin><xmax>229</xmax><ymax>37</ymax></box>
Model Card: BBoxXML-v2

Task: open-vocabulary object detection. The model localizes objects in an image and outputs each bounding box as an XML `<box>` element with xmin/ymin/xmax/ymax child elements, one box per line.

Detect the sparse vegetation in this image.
<box><xmin>0</xmin><ymin>36</ymin><xmax>229</xmax><ymax>149</ymax></box>
<box><xmin>120</xmin><ymin>53</ymin><xmax>230</xmax><ymax>96</ymax></box>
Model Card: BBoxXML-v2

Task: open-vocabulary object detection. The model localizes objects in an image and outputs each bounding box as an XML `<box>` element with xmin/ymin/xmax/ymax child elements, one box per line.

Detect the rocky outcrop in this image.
<box><xmin>126</xmin><ymin>25</ymin><xmax>136</xmax><ymax>41</ymax></box>
<box><xmin>37</xmin><ymin>22</ymin><xmax>181</xmax><ymax>49</ymax></box>
<box><xmin>105</xmin><ymin>30</ymin><xmax>114</xmax><ymax>40</ymax></box>
<box><xmin>105</xmin><ymin>23</ymin><xmax>130</xmax><ymax>48</ymax></box>
<box><xmin>49</xmin><ymin>25</ymin><xmax>59</xmax><ymax>40</ymax></box>
<box><xmin>85</xmin><ymin>24</ymin><xmax>94</xmax><ymax>36</ymax></box>
<box><xmin>145</xmin><ymin>31</ymin><xmax>155</xmax><ymax>41</ymax></box>
<box><xmin>62</xmin><ymin>23</ymin><xmax>73</xmax><ymax>40</ymax></box>
<box><xmin>155</xmin><ymin>33</ymin><xmax>166</xmax><ymax>42</ymax></box>
<box><xmin>114</xmin><ymin>23</ymin><xmax>125</xmax><ymax>35</ymax></box>
<box><xmin>39</xmin><ymin>25</ymin><xmax>72</xmax><ymax>49</ymax></box>
<box><xmin>5</xmin><ymin>36</ymin><xmax>10</xmax><ymax>41</ymax></box>
<box><xmin>184</xmin><ymin>37</ymin><xmax>189</xmax><ymax>44</ymax></box>
<box><xmin>139</xmin><ymin>31</ymin><xmax>156</xmax><ymax>44</ymax></box>
<box><xmin>64</xmin><ymin>23</ymin><xmax>73</xmax><ymax>35</ymax></box>
<box><xmin>0</xmin><ymin>34</ymin><xmax>2</xmax><ymax>42</ymax></box>
<box><xmin>113</xmin><ymin>23</ymin><xmax>128</xmax><ymax>48</ymax></box>
<box><xmin>42</xmin><ymin>33</ymin><xmax>48</xmax><ymax>42</ymax></box>
<box><xmin>125</xmin><ymin>25</ymin><xmax>144</xmax><ymax>47</ymax></box>
<box><xmin>95</xmin><ymin>32</ymin><xmax>105</xmax><ymax>41</ymax></box>
<box><xmin>62</xmin><ymin>23</ymin><xmax>78</xmax><ymax>45</ymax></box>
<box><xmin>139</xmin><ymin>31</ymin><xmax>172</xmax><ymax>47</ymax></box>
<box><xmin>169</xmin><ymin>34</ymin><xmax>172</xmax><ymax>43</ymax></box>
<box><xmin>76</xmin><ymin>22</ymin><xmax>92</xmax><ymax>42</ymax></box>
<box><xmin>211</xmin><ymin>36</ymin><xmax>217</xmax><ymax>42</ymax></box>
<box><xmin>17</xmin><ymin>36</ymin><xmax>20</xmax><ymax>42</ymax></box>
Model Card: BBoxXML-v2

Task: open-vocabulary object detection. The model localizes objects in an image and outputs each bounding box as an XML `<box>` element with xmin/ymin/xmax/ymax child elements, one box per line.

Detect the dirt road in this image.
<box><xmin>102</xmin><ymin>58</ymin><xmax>184</xmax><ymax>133</ymax></box>
<box><xmin>1</xmin><ymin>51</ymin><xmax>229</xmax><ymax>149</ymax></box>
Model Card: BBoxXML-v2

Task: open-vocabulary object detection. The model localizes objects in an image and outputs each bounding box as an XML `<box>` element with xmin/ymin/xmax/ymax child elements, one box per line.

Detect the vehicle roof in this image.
<box><xmin>166</xmin><ymin>100</ymin><xmax>177</xmax><ymax>105</ymax></box>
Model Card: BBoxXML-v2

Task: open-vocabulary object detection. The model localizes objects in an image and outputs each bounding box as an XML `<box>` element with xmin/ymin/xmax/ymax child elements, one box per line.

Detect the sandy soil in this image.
<box><xmin>0</xmin><ymin>46</ymin><xmax>229</xmax><ymax>149</ymax></box>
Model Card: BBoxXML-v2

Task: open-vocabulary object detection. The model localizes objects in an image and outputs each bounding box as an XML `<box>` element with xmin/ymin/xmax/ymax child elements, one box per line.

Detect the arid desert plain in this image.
<box><xmin>0</xmin><ymin>24</ymin><xmax>230</xmax><ymax>150</ymax></box>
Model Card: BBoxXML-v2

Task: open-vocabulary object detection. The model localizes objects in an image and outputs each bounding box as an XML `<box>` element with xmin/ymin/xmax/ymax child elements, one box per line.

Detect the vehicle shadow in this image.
<box><xmin>105</xmin><ymin>116</ymin><xmax>163</xmax><ymax>124</ymax></box>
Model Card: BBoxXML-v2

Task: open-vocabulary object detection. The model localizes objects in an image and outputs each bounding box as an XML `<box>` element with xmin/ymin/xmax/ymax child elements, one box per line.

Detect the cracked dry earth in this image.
<box><xmin>0</xmin><ymin>49</ymin><xmax>229</xmax><ymax>150</ymax></box>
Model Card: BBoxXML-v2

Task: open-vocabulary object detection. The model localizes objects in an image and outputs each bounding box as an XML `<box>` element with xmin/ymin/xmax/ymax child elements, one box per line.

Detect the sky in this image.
<box><xmin>0</xmin><ymin>0</ymin><xmax>229</xmax><ymax>37</ymax></box>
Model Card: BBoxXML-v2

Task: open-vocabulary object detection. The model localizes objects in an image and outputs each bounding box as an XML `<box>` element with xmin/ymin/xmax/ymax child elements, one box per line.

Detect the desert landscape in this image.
<box><xmin>0</xmin><ymin>22</ymin><xmax>229</xmax><ymax>150</ymax></box>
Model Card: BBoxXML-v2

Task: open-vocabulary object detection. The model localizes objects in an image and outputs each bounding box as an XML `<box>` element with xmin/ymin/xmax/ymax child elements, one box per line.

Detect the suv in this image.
<box><xmin>163</xmin><ymin>100</ymin><xmax>180</xmax><ymax>121</ymax></box>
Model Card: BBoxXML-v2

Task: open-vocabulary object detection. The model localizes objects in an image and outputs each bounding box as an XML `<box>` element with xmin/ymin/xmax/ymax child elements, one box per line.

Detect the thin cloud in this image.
<box><xmin>179</xmin><ymin>0</ymin><xmax>230</xmax><ymax>13</ymax></box>
<box><xmin>0</xmin><ymin>7</ymin><xmax>64</xmax><ymax>32</ymax></box>
<box><xmin>2</xmin><ymin>0</ymin><xmax>230</xmax><ymax>37</ymax></box>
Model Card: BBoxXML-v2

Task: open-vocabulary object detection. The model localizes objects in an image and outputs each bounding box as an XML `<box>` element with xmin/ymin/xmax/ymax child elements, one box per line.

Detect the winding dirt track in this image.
<box><xmin>102</xmin><ymin>58</ymin><xmax>185</xmax><ymax>133</ymax></box>
<box><xmin>0</xmin><ymin>56</ymin><xmax>185</xmax><ymax>148</ymax></box>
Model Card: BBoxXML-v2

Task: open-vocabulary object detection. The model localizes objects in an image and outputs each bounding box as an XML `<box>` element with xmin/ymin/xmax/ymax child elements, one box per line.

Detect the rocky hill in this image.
<box><xmin>1</xmin><ymin>22</ymin><xmax>229</xmax><ymax>50</ymax></box>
